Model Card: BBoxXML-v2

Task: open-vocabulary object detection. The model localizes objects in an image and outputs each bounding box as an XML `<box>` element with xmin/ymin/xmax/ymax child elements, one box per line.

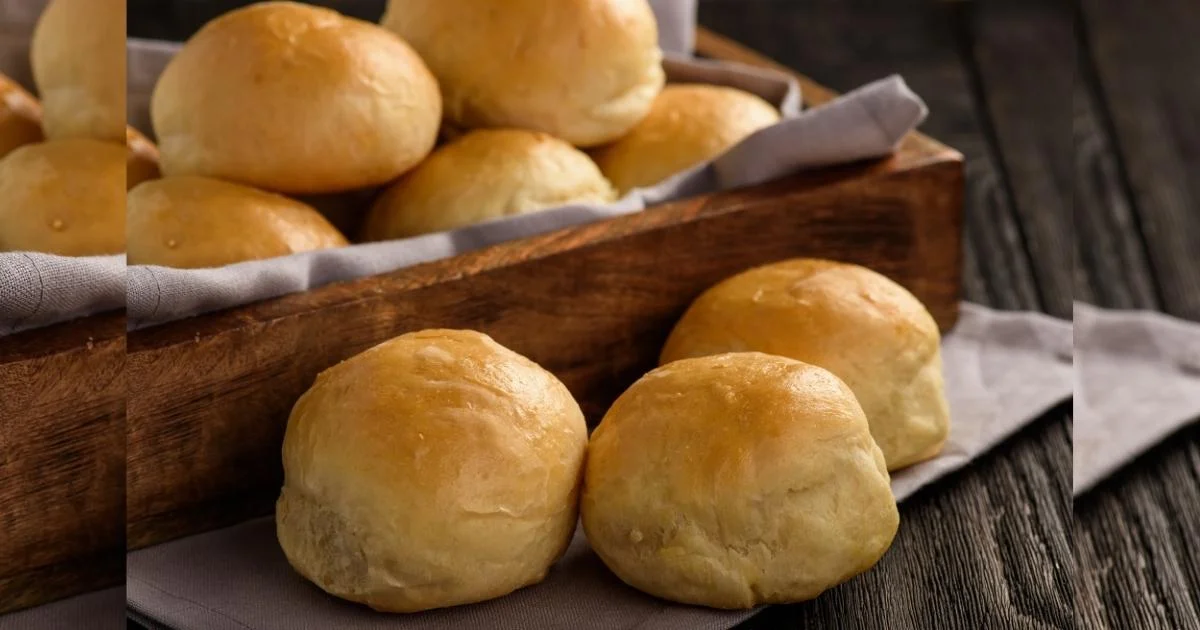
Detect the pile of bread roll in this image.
<box><xmin>121</xmin><ymin>0</ymin><xmax>783</xmax><ymax>269</ymax></box>
<box><xmin>0</xmin><ymin>0</ymin><xmax>148</xmax><ymax>256</ymax></box>
<box><xmin>277</xmin><ymin>257</ymin><xmax>950</xmax><ymax>612</ymax></box>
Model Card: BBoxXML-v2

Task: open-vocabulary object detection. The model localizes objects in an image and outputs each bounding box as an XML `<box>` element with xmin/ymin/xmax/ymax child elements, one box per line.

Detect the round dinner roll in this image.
<box><xmin>0</xmin><ymin>73</ymin><xmax>43</xmax><ymax>159</ymax></box>
<box><xmin>593</xmin><ymin>84</ymin><xmax>780</xmax><ymax>194</ymax></box>
<box><xmin>362</xmin><ymin>129</ymin><xmax>616</xmax><ymax>241</ymax></box>
<box><xmin>127</xmin><ymin>176</ymin><xmax>348</xmax><ymax>268</ymax></box>
<box><xmin>0</xmin><ymin>139</ymin><xmax>124</xmax><ymax>255</ymax></box>
<box><xmin>151</xmin><ymin>1</ymin><xmax>441</xmax><ymax>194</ymax></box>
<box><xmin>277</xmin><ymin>329</ymin><xmax>588</xmax><ymax>612</ymax></box>
<box><xmin>582</xmin><ymin>353</ymin><xmax>898</xmax><ymax>608</ymax></box>
<box><xmin>30</xmin><ymin>0</ymin><xmax>126</xmax><ymax>141</ymax></box>
<box><xmin>381</xmin><ymin>0</ymin><xmax>664</xmax><ymax>147</ymax></box>
<box><xmin>660</xmin><ymin>259</ymin><xmax>950</xmax><ymax>471</ymax></box>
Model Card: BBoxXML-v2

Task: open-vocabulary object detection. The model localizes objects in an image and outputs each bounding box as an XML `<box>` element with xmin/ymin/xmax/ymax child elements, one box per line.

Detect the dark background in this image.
<box><xmin>127</xmin><ymin>1</ymin><xmax>1200</xmax><ymax>629</ymax></box>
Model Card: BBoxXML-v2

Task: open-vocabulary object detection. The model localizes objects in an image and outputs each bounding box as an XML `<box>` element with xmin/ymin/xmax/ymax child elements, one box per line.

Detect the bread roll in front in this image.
<box><xmin>0</xmin><ymin>139</ymin><xmax>124</xmax><ymax>255</ymax></box>
<box><xmin>0</xmin><ymin>73</ymin><xmax>43</xmax><ymax>159</ymax></box>
<box><xmin>362</xmin><ymin>129</ymin><xmax>616</xmax><ymax>241</ymax></box>
<box><xmin>381</xmin><ymin>0</ymin><xmax>664</xmax><ymax>147</ymax></box>
<box><xmin>660</xmin><ymin>259</ymin><xmax>950</xmax><ymax>471</ymax></box>
<box><xmin>582</xmin><ymin>352</ymin><xmax>898</xmax><ymax>608</ymax></box>
<box><xmin>277</xmin><ymin>329</ymin><xmax>588</xmax><ymax>612</ymax></box>
<box><xmin>593</xmin><ymin>84</ymin><xmax>780</xmax><ymax>194</ymax></box>
<box><xmin>29</xmin><ymin>0</ymin><xmax>126</xmax><ymax>141</ymax></box>
<box><xmin>151</xmin><ymin>1</ymin><xmax>441</xmax><ymax>194</ymax></box>
<box><xmin>127</xmin><ymin>176</ymin><xmax>348</xmax><ymax>268</ymax></box>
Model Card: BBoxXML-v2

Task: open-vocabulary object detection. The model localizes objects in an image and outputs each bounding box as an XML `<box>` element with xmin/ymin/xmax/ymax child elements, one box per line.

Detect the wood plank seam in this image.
<box><xmin>1074</xmin><ymin>1</ymin><xmax>1170</xmax><ymax>312</ymax></box>
<box><xmin>949</xmin><ymin>1</ymin><xmax>1046</xmax><ymax>314</ymax></box>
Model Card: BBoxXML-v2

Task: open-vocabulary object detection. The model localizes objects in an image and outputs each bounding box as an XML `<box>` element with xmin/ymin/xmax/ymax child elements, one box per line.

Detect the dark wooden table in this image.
<box><xmin>125</xmin><ymin>0</ymin><xmax>1200</xmax><ymax>628</ymax></box>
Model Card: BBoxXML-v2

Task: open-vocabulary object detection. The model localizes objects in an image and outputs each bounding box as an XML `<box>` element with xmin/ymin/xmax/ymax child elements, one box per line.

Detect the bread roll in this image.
<box><xmin>151</xmin><ymin>1</ymin><xmax>441</xmax><ymax>194</ymax></box>
<box><xmin>660</xmin><ymin>259</ymin><xmax>950</xmax><ymax>471</ymax></box>
<box><xmin>362</xmin><ymin>129</ymin><xmax>616</xmax><ymax>241</ymax></box>
<box><xmin>594</xmin><ymin>84</ymin><xmax>780</xmax><ymax>194</ymax></box>
<box><xmin>582</xmin><ymin>352</ymin><xmax>898</xmax><ymax>608</ymax></box>
<box><xmin>29</xmin><ymin>0</ymin><xmax>126</xmax><ymax>141</ymax></box>
<box><xmin>126</xmin><ymin>126</ymin><xmax>161</xmax><ymax>188</ymax></box>
<box><xmin>0</xmin><ymin>139</ymin><xmax>124</xmax><ymax>255</ymax></box>
<box><xmin>380</xmin><ymin>0</ymin><xmax>664</xmax><ymax>147</ymax></box>
<box><xmin>126</xmin><ymin>176</ymin><xmax>348</xmax><ymax>268</ymax></box>
<box><xmin>277</xmin><ymin>329</ymin><xmax>588</xmax><ymax>612</ymax></box>
<box><xmin>0</xmin><ymin>73</ymin><xmax>43</xmax><ymax>159</ymax></box>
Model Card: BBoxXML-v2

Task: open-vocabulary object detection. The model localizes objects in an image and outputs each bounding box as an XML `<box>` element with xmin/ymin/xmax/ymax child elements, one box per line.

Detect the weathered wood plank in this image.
<box><xmin>1074</xmin><ymin>1</ymin><xmax>1200</xmax><ymax>628</ymax></box>
<box><xmin>1072</xmin><ymin>62</ymin><xmax>1160</xmax><ymax>310</ymax></box>
<box><xmin>968</xmin><ymin>0</ymin><xmax>1074</xmax><ymax>318</ymax></box>
<box><xmin>1080</xmin><ymin>0</ymin><xmax>1200</xmax><ymax>320</ymax></box>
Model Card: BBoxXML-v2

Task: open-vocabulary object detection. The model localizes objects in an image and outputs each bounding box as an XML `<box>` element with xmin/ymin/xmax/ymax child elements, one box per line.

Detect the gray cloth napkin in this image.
<box><xmin>1073</xmin><ymin>302</ymin><xmax>1200</xmax><ymax>496</ymax></box>
<box><xmin>126</xmin><ymin>303</ymin><xmax>1073</xmax><ymax>630</ymax></box>
<box><xmin>0</xmin><ymin>587</ymin><xmax>125</xmax><ymax>630</ymax></box>
<box><xmin>124</xmin><ymin>42</ymin><xmax>924</xmax><ymax>329</ymax></box>
<box><xmin>0</xmin><ymin>253</ymin><xmax>125</xmax><ymax>335</ymax></box>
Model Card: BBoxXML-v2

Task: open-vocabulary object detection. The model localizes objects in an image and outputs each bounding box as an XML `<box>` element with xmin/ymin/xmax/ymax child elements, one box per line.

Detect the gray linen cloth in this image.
<box><xmin>124</xmin><ymin>41</ymin><xmax>924</xmax><ymax>329</ymax></box>
<box><xmin>125</xmin><ymin>303</ymin><xmax>1074</xmax><ymax>630</ymax></box>
<box><xmin>0</xmin><ymin>253</ymin><xmax>125</xmax><ymax>335</ymax></box>
<box><xmin>0</xmin><ymin>587</ymin><xmax>125</xmax><ymax>630</ymax></box>
<box><xmin>1073</xmin><ymin>302</ymin><xmax>1200</xmax><ymax>496</ymax></box>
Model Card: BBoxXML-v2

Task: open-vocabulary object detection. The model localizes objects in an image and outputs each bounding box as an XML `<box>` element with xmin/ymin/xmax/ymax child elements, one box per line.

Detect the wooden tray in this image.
<box><xmin>121</xmin><ymin>29</ymin><xmax>964</xmax><ymax>552</ymax></box>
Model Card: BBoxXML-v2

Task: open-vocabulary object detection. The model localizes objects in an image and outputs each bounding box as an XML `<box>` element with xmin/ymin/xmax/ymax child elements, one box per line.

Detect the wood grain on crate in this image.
<box><xmin>124</xmin><ymin>29</ymin><xmax>964</xmax><ymax>550</ymax></box>
<box><xmin>0</xmin><ymin>312</ymin><xmax>126</xmax><ymax>614</ymax></box>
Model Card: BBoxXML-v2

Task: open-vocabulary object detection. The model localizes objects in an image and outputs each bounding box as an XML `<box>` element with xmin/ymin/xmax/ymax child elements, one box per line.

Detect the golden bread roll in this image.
<box><xmin>582</xmin><ymin>352</ymin><xmax>898</xmax><ymax>608</ymax></box>
<box><xmin>594</xmin><ymin>84</ymin><xmax>780</xmax><ymax>194</ymax></box>
<box><xmin>151</xmin><ymin>1</ymin><xmax>441</xmax><ymax>194</ymax></box>
<box><xmin>660</xmin><ymin>259</ymin><xmax>950</xmax><ymax>471</ymax></box>
<box><xmin>381</xmin><ymin>0</ymin><xmax>664</xmax><ymax>147</ymax></box>
<box><xmin>0</xmin><ymin>139</ymin><xmax>124</xmax><ymax>255</ymax></box>
<box><xmin>362</xmin><ymin>129</ymin><xmax>616</xmax><ymax>241</ymax></box>
<box><xmin>0</xmin><ymin>73</ymin><xmax>43</xmax><ymax>159</ymax></box>
<box><xmin>126</xmin><ymin>176</ymin><xmax>348</xmax><ymax>268</ymax></box>
<box><xmin>277</xmin><ymin>329</ymin><xmax>588</xmax><ymax>612</ymax></box>
<box><xmin>126</xmin><ymin>126</ymin><xmax>161</xmax><ymax>188</ymax></box>
<box><xmin>29</xmin><ymin>0</ymin><xmax>127</xmax><ymax>141</ymax></box>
